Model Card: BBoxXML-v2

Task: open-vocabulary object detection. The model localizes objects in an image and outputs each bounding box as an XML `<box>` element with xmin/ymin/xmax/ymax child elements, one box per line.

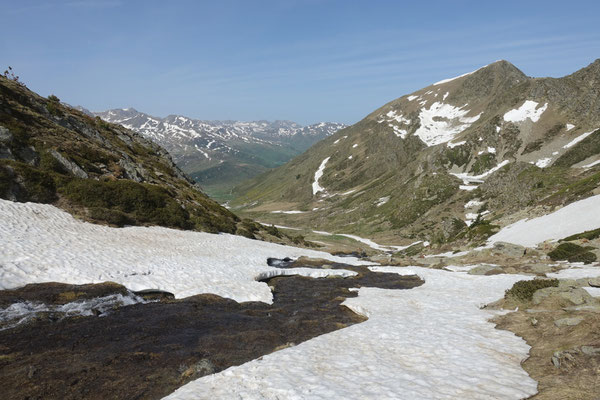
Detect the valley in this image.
<box><xmin>1</xmin><ymin>57</ymin><xmax>600</xmax><ymax>400</ymax></box>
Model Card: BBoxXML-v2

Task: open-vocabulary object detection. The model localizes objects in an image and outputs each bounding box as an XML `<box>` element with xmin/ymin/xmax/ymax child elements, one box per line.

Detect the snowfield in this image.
<box><xmin>165</xmin><ymin>266</ymin><xmax>539</xmax><ymax>400</ymax></box>
<box><xmin>488</xmin><ymin>194</ymin><xmax>600</xmax><ymax>247</ymax></box>
<box><xmin>0</xmin><ymin>200</ymin><xmax>367</xmax><ymax>303</ymax></box>
<box><xmin>4</xmin><ymin>200</ymin><xmax>600</xmax><ymax>398</ymax></box>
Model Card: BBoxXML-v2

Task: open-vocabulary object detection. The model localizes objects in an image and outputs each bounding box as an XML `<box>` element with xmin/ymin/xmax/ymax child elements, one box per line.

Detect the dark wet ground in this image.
<box><xmin>0</xmin><ymin>258</ymin><xmax>422</xmax><ymax>400</ymax></box>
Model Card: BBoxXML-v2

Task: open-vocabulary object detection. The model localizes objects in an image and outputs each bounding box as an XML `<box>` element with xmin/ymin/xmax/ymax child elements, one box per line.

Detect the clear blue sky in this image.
<box><xmin>2</xmin><ymin>0</ymin><xmax>599</xmax><ymax>125</ymax></box>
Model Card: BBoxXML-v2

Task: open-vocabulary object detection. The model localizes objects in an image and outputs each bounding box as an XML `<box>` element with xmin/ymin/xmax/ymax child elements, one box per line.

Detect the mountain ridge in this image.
<box><xmin>85</xmin><ymin>107</ymin><xmax>346</xmax><ymax>200</ymax></box>
<box><xmin>231</xmin><ymin>59</ymin><xmax>600</xmax><ymax>249</ymax></box>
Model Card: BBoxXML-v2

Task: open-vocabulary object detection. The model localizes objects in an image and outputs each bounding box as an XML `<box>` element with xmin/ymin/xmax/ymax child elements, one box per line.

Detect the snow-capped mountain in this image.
<box><xmin>82</xmin><ymin>107</ymin><xmax>345</xmax><ymax>200</ymax></box>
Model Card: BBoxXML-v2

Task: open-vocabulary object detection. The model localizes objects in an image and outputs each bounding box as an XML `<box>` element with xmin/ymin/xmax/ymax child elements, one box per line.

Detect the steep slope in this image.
<box><xmin>88</xmin><ymin>108</ymin><xmax>345</xmax><ymax>201</ymax></box>
<box><xmin>231</xmin><ymin>60</ymin><xmax>600</xmax><ymax>247</ymax></box>
<box><xmin>0</xmin><ymin>75</ymin><xmax>241</xmax><ymax>233</ymax></box>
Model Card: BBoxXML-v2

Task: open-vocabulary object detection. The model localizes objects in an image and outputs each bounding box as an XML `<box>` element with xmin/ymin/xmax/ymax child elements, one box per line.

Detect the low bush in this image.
<box><xmin>548</xmin><ymin>242</ymin><xmax>597</xmax><ymax>263</ymax></box>
<box><xmin>505</xmin><ymin>279</ymin><xmax>559</xmax><ymax>302</ymax></box>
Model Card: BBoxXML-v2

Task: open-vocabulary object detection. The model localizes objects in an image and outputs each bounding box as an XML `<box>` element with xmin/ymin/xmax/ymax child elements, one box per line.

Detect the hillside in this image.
<box><xmin>0</xmin><ymin>75</ymin><xmax>241</xmax><ymax>234</ymax></box>
<box><xmin>231</xmin><ymin>60</ymin><xmax>600</xmax><ymax>249</ymax></box>
<box><xmin>86</xmin><ymin>107</ymin><xmax>345</xmax><ymax>201</ymax></box>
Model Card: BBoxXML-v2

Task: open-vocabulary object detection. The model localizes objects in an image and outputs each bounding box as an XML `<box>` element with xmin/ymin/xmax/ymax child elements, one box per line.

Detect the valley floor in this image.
<box><xmin>1</xmin><ymin>199</ymin><xmax>600</xmax><ymax>399</ymax></box>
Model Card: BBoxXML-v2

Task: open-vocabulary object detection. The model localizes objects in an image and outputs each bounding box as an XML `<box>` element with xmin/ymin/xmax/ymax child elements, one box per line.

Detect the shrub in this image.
<box><xmin>61</xmin><ymin>179</ymin><xmax>192</xmax><ymax>229</ymax></box>
<box><xmin>548</xmin><ymin>242</ymin><xmax>597</xmax><ymax>263</ymax></box>
<box><xmin>561</xmin><ymin>228</ymin><xmax>600</xmax><ymax>242</ymax></box>
<box><xmin>505</xmin><ymin>279</ymin><xmax>559</xmax><ymax>301</ymax></box>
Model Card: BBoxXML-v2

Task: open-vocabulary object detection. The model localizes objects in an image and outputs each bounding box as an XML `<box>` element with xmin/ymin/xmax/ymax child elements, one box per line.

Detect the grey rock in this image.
<box><xmin>118</xmin><ymin>158</ymin><xmax>147</xmax><ymax>182</ymax></box>
<box><xmin>589</xmin><ymin>277</ymin><xmax>600</xmax><ymax>288</ymax></box>
<box><xmin>528</xmin><ymin>264</ymin><xmax>553</xmax><ymax>274</ymax></box>
<box><xmin>0</xmin><ymin>143</ymin><xmax>15</xmax><ymax>160</ymax></box>
<box><xmin>0</xmin><ymin>126</ymin><xmax>13</xmax><ymax>142</ymax></box>
<box><xmin>468</xmin><ymin>264</ymin><xmax>502</xmax><ymax>275</ymax></box>
<box><xmin>532</xmin><ymin>287</ymin><xmax>595</xmax><ymax>306</ymax></box>
<box><xmin>49</xmin><ymin>149</ymin><xmax>88</xmax><ymax>179</ymax></box>
<box><xmin>18</xmin><ymin>146</ymin><xmax>39</xmax><ymax>165</ymax></box>
<box><xmin>493</xmin><ymin>241</ymin><xmax>526</xmax><ymax>258</ymax></box>
<box><xmin>581</xmin><ymin>346</ymin><xmax>600</xmax><ymax>356</ymax></box>
<box><xmin>554</xmin><ymin>316</ymin><xmax>584</xmax><ymax>327</ymax></box>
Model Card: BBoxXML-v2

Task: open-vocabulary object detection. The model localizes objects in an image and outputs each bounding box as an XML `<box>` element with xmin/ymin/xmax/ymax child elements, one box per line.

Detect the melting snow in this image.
<box><xmin>465</xmin><ymin>200</ymin><xmax>484</xmax><ymax>209</ymax></box>
<box><xmin>563</xmin><ymin>130</ymin><xmax>596</xmax><ymax>149</ymax></box>
<box><xmin>0</xmin><ymin>200</ymin><xmax>369</xmax><ymax>303</ymax></box>
<box><xmin>581</xmin><ymin>159</ymin><xmax>600</xmax><ymax>169</ymax></box>
<box><xmin>414</xmin><ymin>102</ymin><xmax>481</xmax><ymax>146</ymax></box>
<box><xmin>312</xmin><ymin>157</ymin><xmax>331</xmax><ymax>195</ymax></box>
<box><xmin>535</xmin><ymin>158</ymin><xmax>552</xmax><ymax>168</ymax></box>
<box><xmin>166</xmin><ymin>266</ymin><xmax>538</xmax><ymax>400</ymax></box>
<box><xmin>352</xmin><ymin>143</ymin><xmax>358</xmax><ymax>148</ymax></box>
<box><xmin>503</xmin><ymin>101</ymin><xmax>548</xmax><ymax>123</ymax></box>
<box><xmin>488</xmin><ymin>194</ymin><xmax>600</xmax><ymax>247</ymax></box>
<box><xmin>447</xmin><ymin>140</ymin><xmax>466</xmax><ymax>148</ymax></box>
<box><xmin>270</xmin><ymin>210</ymin><xmax>307</xmax><ymax>214</ymax></box>
<box><xmin>452</xmin><ymin>160</ymin><xmax>511</xmax><ymax>184</ymax></box>
<box><xmin>375</xmin><ymin>196</ymin><xmax>390</xmax><ymax>207</ymax></box>
<box><xmin>443</xmin><ymin>92</ymin><xmax>449</xmax><ymax>101</ymax></box>
<box><xmin>407</xmin><ymin>95</ymin><xmax>419</xmax><ymax>101</ymax></box>
<box><xmin>566</xmin><ymin>123</ymin><xmax>575</xmax><ymax>131</ymax></box>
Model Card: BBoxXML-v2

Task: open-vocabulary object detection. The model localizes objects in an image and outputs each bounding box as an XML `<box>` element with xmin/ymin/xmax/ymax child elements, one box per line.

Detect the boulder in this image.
<box><xmin>533</xmin><ymin>287</ymin><xmax>596</xmax><ymax>306</ymax></box>
<box><xmin>554</xmin><ymin>316</ymin><xmax>584</xmax><ymax>327</ymax></box>
<box><xmin>493</xmin><ymin>241</ymin><xmax>526</xmax><ymax>258</ymax></box>
<box><xmin>468</xmin><ymin>264</ymin><xmax>502</xmax><ymax>275</ymax></box>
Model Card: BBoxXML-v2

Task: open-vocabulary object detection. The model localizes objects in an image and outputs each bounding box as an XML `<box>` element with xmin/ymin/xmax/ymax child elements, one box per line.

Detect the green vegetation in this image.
<box><xmin>61</xmin><ymin>179</ymin><xmax>192</xmax><ymax>229</ymax></box>
<box><xmin>470</xmin><ymin>154</ymin><xmax>496</xmax><ymax>175</ymax></box>
<box><xmin>548</xmin><ymin>242</ymin><xmax>597</xmax><ymax>264</ymax></box>
<box><xmin>561</xmin><ymin>228</ymin><xmax>600</xmax><ymax>242</ymax></box>
<box><xmin>505</xmin><ymin>279</ymin><xmax>559</xmax><ymax>302</ymax></box>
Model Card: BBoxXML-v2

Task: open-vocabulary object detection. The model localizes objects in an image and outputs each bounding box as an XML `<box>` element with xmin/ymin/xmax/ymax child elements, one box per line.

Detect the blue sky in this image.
<box><xmin>2</xmin><ymin>0</ymin><xmax>599</xmax><ymax>125</ymax></box>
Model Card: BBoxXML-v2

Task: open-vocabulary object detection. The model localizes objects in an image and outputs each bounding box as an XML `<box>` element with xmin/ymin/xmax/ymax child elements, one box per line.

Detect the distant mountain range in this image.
<box><xmin>231</xmin><ymin>59</ymin><xmax>600</xmax><ymax>248</ymax></box>
<box><xmin>78</xmin><ymin>107</ymin><xmax>345</xmax><ymax>201</ymax></box>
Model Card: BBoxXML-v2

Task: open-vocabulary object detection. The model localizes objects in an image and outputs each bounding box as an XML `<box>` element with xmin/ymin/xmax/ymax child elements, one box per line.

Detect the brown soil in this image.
<box><xmin>494</xmin><ymin>306</ymin><xmax>600</xmax><ymax>399</ymax></box>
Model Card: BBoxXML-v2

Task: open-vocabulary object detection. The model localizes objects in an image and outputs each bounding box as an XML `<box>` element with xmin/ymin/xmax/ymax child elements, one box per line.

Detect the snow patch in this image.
<box><xmin>432</xmin><ymin>64</ymin><xmax>487</xmax><ymax>85</ymax></box>
<box><xmin>566</xmin><ymin>123</ymin><xmax>575</xmax><ymax>131</ymax></box>
<box><xmin>503</xmin><ymin>100</ymin><xmax>548</xmax><ymax>123</ymax></box>
<box><xmin>375</xmin><ymin>196</ymin><xmax>390</xmax><ymax>207</ymax></box>
<box><xmin>312</xmin><ymin>157</ymin><xmax>331</xmax><ymax>195</ymax></box>
<box><xmin>563</xmin><ymin>130</ymin><xmax>596</xmax><ymax>149</ymax></box>
<box><xmin>535</xmin><ymin>158</ymin><xmax>552</xmax><ymax>168</ymax></box>
<box><xmin>414</xmin><ymin>102</ymin><xmax>481</xmax><ymax>146</ymax></box>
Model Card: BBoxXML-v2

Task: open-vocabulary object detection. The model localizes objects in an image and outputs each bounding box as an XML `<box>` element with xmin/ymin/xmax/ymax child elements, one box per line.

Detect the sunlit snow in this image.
<box><xmin>0</xmin><ymin>200</ymin><xmax>368</xmax><ymax>303</ymax></box>
<box><xmin>563</xmin><ymin>129</ymin><xmax>596</xmax><ymax>149</ymax></box>
<box><xmin>488</xmin><ymin>194</ymin><xmax>600</xmax><ymax>247</ymax></box>
<box><xmin>312</xmin><ymin>157</ymin><xmax>331</xmax><ymax>195</ymax></box>
<box><xmin>165</xmin><ymin>266</ymin><xmax>539</xmax><ymax>400</ymax></box>
<box><xmin>414</xmin><ymin>102</ymin><xmax>481</xmax><ymax>146</ymax></box>
<box><xmin>503</xmin><ymin>101</ymin><xmax>547</xmax><ymax>123</ymax></box>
